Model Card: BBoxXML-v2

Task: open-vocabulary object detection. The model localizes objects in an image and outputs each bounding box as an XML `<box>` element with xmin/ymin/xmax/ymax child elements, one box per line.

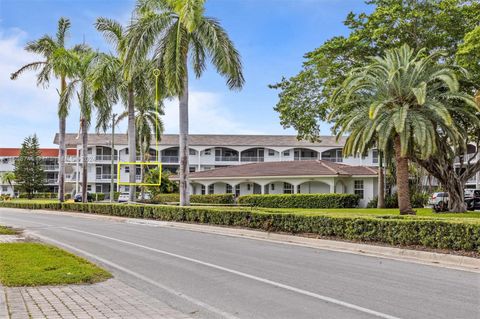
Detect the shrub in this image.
<box><xmin>367</xmin><ymin>192</ymin><xmax>428</xmax><ymax>208</ymax></box>
<box><xmin>0</xmin><ymin>201</ymin><xmax>479</xmax><ymax>252</ymax></box>
<box><xmin>238</xmin><ymin>194</ymin><xmax>360</xmax><ymax>208</ymax></box>
<box><xmin>153</xmin><ymin>193</ymin><xmax>235</xmax><ymax>205</ymax></box>
<box><xmin>18</xmin><ymin>192</ymin><xmax>57</xmax><ymax>199</ymax></box>
<box><xmin>90</xmin><ymin>193</ymin><xmax>106</xmax><ymax>201</ymax></box>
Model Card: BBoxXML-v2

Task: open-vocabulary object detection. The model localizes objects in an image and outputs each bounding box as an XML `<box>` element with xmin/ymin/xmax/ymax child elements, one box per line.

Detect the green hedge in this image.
<box><xmin>153</xmin><ymin>193</ymin><xmax>235</xmax><ymax>205</ymax></box>
<box><xmin>1</xmin><ymin>201</ymin><xmax>478</xmax><ymax>252</ymax></box>
<box><xmin>238</xmin><ymin>194</ymin><xmax>360</xmax><ymax>208</ymax></box>
<box><xmin>17</xmin><ymin>192</ymin><xmax>72</xmax><ymax>200</ymax></box>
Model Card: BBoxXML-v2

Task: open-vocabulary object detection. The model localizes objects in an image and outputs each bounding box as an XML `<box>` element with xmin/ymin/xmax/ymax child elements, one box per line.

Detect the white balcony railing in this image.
<box><xmin>241</xmin><ymin>156</ymin><xmax>264</xmax><ymax>162</ymax></box>
<box><xmin>42</xmin><ymin>165</ymin><xmax>59</xmax><ymax>170</ymax></box>
<box><xmin>215</xmin><ymin>156</ymin><xmax>239</xmax><ymax>162</ymax></box>
<box><xmin>161</xmin><ymin>156</ymin><xmax>179</xmax><ymax>163</ymax></box>
<box><xmin>46</xmin><ymin>179</ymin><xmax>57</xmax><ymax>184</ymax></box>
<box><xmin>321</xmin><ymin>157</ymin><xmax>343</xmax><ymax>163</ymax></box>
<box><xmin>95</xmin><ymin>155</ymin><xmax>118</xmax><ymax>161</ymax></box>
<box><xmin>96</xmin><ymin>174</ymin><xmax>117</xmax><ymax>180</ymax></box>
<box><xmin>295</xmin><ymin>156</ymin><xmax>319</xmax><ymax>161</ymax></box>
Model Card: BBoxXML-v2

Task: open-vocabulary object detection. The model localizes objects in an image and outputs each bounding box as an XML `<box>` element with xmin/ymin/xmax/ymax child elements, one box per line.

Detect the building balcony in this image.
<box><xmin>96</xmin><ymin>174</ymin><xmax>117</xmax><ymax>181</ymax></box>
<box><xmin>42</xmin><ymin>165</ymin><xmax>59</xmax><ymax>171</ymax></box>
<box><xmin>240</xmin><ymin>156</ymin><xmax>264</xmax><ymax>162</ymax></box>
<box><xmin>215</xmin><ymin>156</ymin><xmax>239</xmax><ymax>162</ymax></box>
<box><xmin>95</xmin><ymin>155</ymin><xmax>118</xmax><ymax>162</ymax></box>
<box><xmin>321</xmin><ymin>157</ymin><xmax>343</xmax><ymax>163</ymax></box>
<box><xmin>295</xmin><ymin>156</ymin><xmax>320</xmax><ymax>161</ymax></box>
<box><xmin>161</xmin><ymin>156</ymin><xmax>179</xmax><ymax>163</ymax></box>
<box><xmin>46</xmin><ymin>178</ymin><xmax>57</xmax><ymax>184</ymax></box>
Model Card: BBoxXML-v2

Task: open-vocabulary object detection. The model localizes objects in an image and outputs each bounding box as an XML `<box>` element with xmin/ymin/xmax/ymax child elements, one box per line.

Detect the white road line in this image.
<box><xmin>64</xmin><ymin>227</ymin><xmax>402</xmax><ymax>319</ymax></box>
<box><xmin>31</xmin><ymin>232</ymin><xmax>239</xmax><ymax>319</ymax></box>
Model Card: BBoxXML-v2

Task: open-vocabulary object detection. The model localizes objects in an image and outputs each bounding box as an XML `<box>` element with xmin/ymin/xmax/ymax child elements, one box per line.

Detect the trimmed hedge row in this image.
<box><xmin>153</xmin><ymin>193</ymin><xmax>235</xmax><ymax>204</ymax></box>
<box><xmin>0</xmin><ymin>201</ymin><xmax>479</xmax><ymax>252</ymax></box>
<box><xmin>18</xmin><ymin>193</ymin><xmax>72</xmax><ymax>200</ymax></box>
<box><xmin>238</xmin><ymin>194</ymin><xmax>360</xmax><ymax>208</ymax></box>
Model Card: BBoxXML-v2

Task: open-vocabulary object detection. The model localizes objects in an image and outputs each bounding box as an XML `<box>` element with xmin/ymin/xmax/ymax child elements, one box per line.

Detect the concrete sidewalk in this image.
<box><xmin>1</xmin><ymin>279</ymin><xmax>191</xmax><ymax>319</ymax></box>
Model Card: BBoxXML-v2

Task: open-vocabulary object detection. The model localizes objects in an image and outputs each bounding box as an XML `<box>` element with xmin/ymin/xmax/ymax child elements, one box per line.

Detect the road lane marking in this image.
<box><xmin>64</xmin><ymin>227</ymin><xmax>402</xmax><ymax>319</ymax></box>
<box><xmin>31</xmin><ymin>232</ymin><xmax>239</xmax><ymax>319</ymax></box>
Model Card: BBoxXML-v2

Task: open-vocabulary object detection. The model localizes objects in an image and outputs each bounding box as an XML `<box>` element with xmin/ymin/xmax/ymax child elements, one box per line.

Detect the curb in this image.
<box><xmin>126</xmin><ymin>219</ymin><xmax>480</xmax><ymax>273</ymax></box>
<box><xmin>2</xmin><ymin>207</ymin><xmax>479</xmax><ymax>273</ymax></box>
<box><xmin>0</xmin><ymin>287</ymin><xmax>8</xmax><ymax>319</ymax></box>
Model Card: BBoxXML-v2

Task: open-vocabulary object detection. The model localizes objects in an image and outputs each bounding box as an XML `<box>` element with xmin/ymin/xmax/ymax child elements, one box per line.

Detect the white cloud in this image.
<box><xmin>163</xmin><ymin>91</ymin><xmax>263</xmax><ymax>135</ymax></box>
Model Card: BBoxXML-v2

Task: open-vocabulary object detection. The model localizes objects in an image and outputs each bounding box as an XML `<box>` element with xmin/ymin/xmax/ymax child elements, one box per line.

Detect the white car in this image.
<box><xmin>428</xmin><ymin>192</ymin><xmax>448</xmax><ymax>207</ymax></box>
<box><xmin>117</xmin><ymin>192</ymin><xmax>130</xmax><ymax>203</ymax></box>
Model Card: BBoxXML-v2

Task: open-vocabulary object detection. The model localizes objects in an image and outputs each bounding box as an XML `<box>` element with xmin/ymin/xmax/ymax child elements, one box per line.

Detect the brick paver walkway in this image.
<box><xmin>1</xmin><ymin>279</ymin><xmax>191</xmax><ymax>319</ymax></box>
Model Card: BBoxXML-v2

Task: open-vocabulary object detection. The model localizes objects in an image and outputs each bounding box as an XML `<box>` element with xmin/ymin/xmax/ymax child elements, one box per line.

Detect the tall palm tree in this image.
<box><xmin>117</xmin><ymin>98</ymin><xmax>164</xmax><ymax>199</ymax></box>
<box><xmin>125</xmin><ymin>0</ymin><xmax>244</xmax><ymax>206</ymax></box>
<box><xmin>1</xmin><ymin>172</ymin><xmax>15</xmax><ymax>196</ymax></box>
<box><xmin>10</xmin><ymin>18</ymin><xmax>77</xmax><ymax>203</ymax></box>
<box><xmin>331</xmin><ymin>44</ymin><xmax>476</xmax><ymax>215</ymax></box>
<box><xmin>95</xmin><ymin>17</ymin><xmax>155</xmax><ymax>202</ymax></box>
<box><xmin>61</xmin><ymin>50</ymin><xmax>115</xmax><ymax>203</ymax></box>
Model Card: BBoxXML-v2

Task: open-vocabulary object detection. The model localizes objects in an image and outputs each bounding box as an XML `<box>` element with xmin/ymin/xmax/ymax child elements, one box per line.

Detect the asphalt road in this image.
<box><xmin>0</xmin><ymin>208</ymin><xmax>479</xmax><ymax>319</ymax></box>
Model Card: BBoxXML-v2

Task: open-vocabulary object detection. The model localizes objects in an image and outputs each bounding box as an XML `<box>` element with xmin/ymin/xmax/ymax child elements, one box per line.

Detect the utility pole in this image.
<box><xmin>110</xmin><ymin>113</ymin><xmax>116</xmax><ymax>203</ymax></box>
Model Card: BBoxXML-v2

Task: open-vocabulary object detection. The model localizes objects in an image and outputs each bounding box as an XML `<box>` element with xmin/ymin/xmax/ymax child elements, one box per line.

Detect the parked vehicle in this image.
<box><xmin>428</xmin><ymin>192</ymin><xmax>448</xmax><ymax>208</ymax></box>
<box><xmin>74</xmin><ymin>193</ymin><xmax>93</xmax><ymax>202</ymax></box>
<box><xmin>464</xmin><ymin>189</ymin><xmax>480</xmax><ymax>200</ymax></box>
<box><xmin>118</xmin><ymin>192</ymin><xmax>130</xmax><ymax>203</ymax></box>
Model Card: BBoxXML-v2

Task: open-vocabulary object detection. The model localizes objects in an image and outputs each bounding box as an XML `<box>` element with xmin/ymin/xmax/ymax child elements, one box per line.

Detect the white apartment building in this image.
<box><xmin>52</xmin><ymin>133</ymin><xmax>380</xmax><ymax>199</ymax></box>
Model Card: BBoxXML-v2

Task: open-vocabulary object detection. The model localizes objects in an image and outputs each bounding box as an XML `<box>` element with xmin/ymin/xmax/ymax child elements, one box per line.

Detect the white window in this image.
<box><xmin>204</xmin><ymin>149</ymin><xmax>211</xmax><ymax>155</ymax></box>
<box><xmin>283</xmin><ymin>182</ymin><xmax>293</xmax><ymax>194</ymax></box>
<box><xmin>283</xmin><ymin>151</ymin><xmax>290</xmax><ymax>156</ymax></box>
<box><xmin>297</xmin><ymin>185</ymin><xmax>301</xmax><ymax>194</ymax></box>
<box><xmin>201</xmin><ymin>185</ymin><xmax>206</xmax><ymax>195</ymax></box>
<box><xmin>125</xmin><ymin>166</ymin><xmax>130</xmax><ymax>173</ymax></box>
<box><xmin>235</xmin><ymin>185</ymin><xmax>240</xmax><ymax>197</ymax></box>
<box><xmin>354</xmin><ymin>180</ymin><xmax>364</xmax><ymax>199</ymax></box>
<box><xmin>226</xmin><ymin>185</ymin><xmax>233</xmax><ymax>193</ymax></box>
<box><xmin>87</xmin><ymin>185</ymin><xmax>92</xmax><ymax>192</ymax></box>
<box><xmin>2</xmin><ymin>186</ymin><xmax>8</xmax><ymax>192</ymax></box>
<box><xmin>189</xmin><ymin>166</ymin><xmax>196</xmax><ymax>173</ymax></box>
<box><xmin>372</xmin><ymin>149</ymin><xmax>379</xmax><ymax>164</ymax></box>
<box><xmin>208</xmin><ymin>184</ymin><xmax>214</xmax><ymax>194</ymax></box>
<box><xmin>87</xmin><ymin>148</ymin><xmax>93</xmax><ymax>155</ymax></box>
<box><xmin>247</xmin><ymin>184</ymin><xmax>251</xmax><ymax>191</ymax></box>
<box><xmin>271</xmin><ymin>184</ymin><xmax>275</xmax><ymax>191</ymax></box>
<box><xmin>189</xmin><ymin>149</ymin><xmax>196</xmax><ymax>155</ymax></box>
<box><xmin>268</xmin><ymin>149</ymin><xmax>275</xmax><ymax>156</ymax></box>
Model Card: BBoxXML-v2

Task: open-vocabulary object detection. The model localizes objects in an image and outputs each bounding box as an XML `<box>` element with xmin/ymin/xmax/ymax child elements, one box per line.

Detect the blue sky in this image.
<box><xmin>0</xmin><ymin>0</ymin><xmax>370</xmax><ymax>147</ymax></box>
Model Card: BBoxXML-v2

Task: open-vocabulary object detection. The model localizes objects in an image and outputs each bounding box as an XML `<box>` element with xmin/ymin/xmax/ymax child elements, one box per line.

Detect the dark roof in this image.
<box><xmin>180</xmin><ymin>160</ymin><xmax>377</xmax><ymax>179</ymax></box>
<box><xmin>54</xmin><ymin>133</ymin><xmax>347</xmax><ymax>148</ymax></box>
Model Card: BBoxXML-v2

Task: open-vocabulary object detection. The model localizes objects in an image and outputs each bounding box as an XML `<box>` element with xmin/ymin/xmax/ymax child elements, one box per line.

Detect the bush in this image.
<box><xmin>0</xmin><ymin>201</ymin><xmax>479</xmax><ymax>252</ymax></box>
<box><xmin>367</xmin><ymin>192</ymin><xmax>428</xmax><ymax>208</ymax></box>
<box><xmin>238</xmin><ymin>194</ymin><xmax>360</xmax><ymax>208</ymax></box>
<box><xmin>90</xmin><ymin>193</ymin><xmax>105</xmax><ymax>201</ymax></box>
<box><xmin>153</xmin><ymin>193</ymin><xmax>235</xmax><ymax>205</ymax></box>
<box><xmin>18</xmin><ymin>192</ymin><xmax>57</xmax><ymax>199</ymax></box>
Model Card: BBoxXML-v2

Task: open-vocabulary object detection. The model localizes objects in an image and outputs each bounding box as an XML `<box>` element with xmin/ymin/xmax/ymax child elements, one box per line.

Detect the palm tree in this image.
<box><xmin>1</xmin><ymin>172</ymin><xmax>15</xmax><ymax>196</ymax></box>
<box><xmin>95</xmin><ymin>18</ymin><xmax>155</xmax><ymax>202</ymax></box>
<box><xmin>116</xmin><ymin>96</ymin><xmax>164</xmax><ymax>200</ymax></box>
<box><xmin>61</xmin><ymin>50</ymin><xmax>115</xmax><ymax>203</ymax></box>
<box><xmin>125</xmin><ymin>0</ymin><xmax>244</xmax><ymax>206</ymax></box>
<box><xmin>331</xmin><ymin>44</ymin><xmax>476</xmax><ymax>215</ymax></box>
<box><xmin>10</xmin><ymin>18</ymin><xmax>77</xmax><ymax>203</ymax></box>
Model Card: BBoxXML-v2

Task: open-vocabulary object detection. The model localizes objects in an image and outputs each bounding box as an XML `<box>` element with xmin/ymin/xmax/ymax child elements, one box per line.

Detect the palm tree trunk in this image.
<box><xmin>127</xmin><ymin>83</ymin><xmax>136</xmax><ymax>202</ymax></box>
<box><xmin>58</xmin><ymin>77</ymin><xmax>67</xmax><ymax>202</ymax></box>
<box><xmin>179</xmin><ymin>67</ymin><xmax>190</xmax><ymax>206</ymax></box>
<box><xmin>81</xmin><ymin>118</ymin><xmax>88</xmax><ymax>203</ymax></box>
<box><xmin>377</xmin><ymin>150</ymin><xmax>385</xmax><ymax>208</ymax></box>
<box><xmin>140</xmin><ymin>144</ymin><xmax>145</xmax><ymax>201</ymax></box>
<box><xmin>394</xmin><ymin>135</ymin><xmax>414</xmax><ymax>215</ymax></box>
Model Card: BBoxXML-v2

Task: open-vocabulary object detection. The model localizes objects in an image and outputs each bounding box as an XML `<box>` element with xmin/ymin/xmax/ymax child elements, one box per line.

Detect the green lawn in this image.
<box><xmin>0</xmin><ymin>226</ymin><xmax>18</xmax><ymax>235</ymax></box>
<box><xmin>255</xmin><ymin>207</ymin><xmax>480</xmax><ymax>222</ymax></box>
<box><xmin>0</xmin><ymin>243</ymin><xmax>112</xmax><ymax>286</ymax></box>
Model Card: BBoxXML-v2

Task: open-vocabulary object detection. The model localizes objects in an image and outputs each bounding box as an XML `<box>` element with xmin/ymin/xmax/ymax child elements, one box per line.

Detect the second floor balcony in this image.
<box><xmin>241</xmin><ymin>156</ymin><xmax>264</xmax><ymax>162</ymax></box>
<box><xmin>215</xmin><ymin>156</ymin><xmax>239</xmax><ymax>162</ymax></box>
<box><xmin>42</xmin><ymin>165</ymin><xmax>59</xmax><ymax>171</ymax></box>
<box><xmin>96</xmin><ymin>174</ymin><xmax>117</xmax><ymax>181</ymax></box>
<box><xmin>95</xmin><ymin>155</ymin><xmax>118</xmax><ymax>162</ymax></box>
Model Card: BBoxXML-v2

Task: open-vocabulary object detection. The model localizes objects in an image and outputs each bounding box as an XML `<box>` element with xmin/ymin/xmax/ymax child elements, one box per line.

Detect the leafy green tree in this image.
<box><xmin>10</xmin><ymin>18</ymin><xmax>79</xmax><ymax>202</ymax></box>
<box><xmin>14</xmin><ymin>135</ymin><xmax>46</xmax><ymax>199</ymax></box>
<box><xmin>144</xmin><ymin>168</ymin><xmax>178</xmax><ymax>198</ymax></box>
<box><xmin>95</xmin><ymin>17</ymin><xmax>158</xmax><ymax>202</ymax></box>
<box><xmin>60</xmin><ymin>49</ymin><xmax>116</xmax><ymax>202</ymax></box>
<box><xmin>331</xmin><ymin>45</ymin><xmax>477</xmax><ymax>214</ymax></box>
<box><xmin>125</xmin><ymin>0</ymin><xmax>244</xmax><ymax>206</ymax></box>
<box><xmin>271</xmin><ymin>0</ymin><xmax>480</xmax><ymax>141</ymax></box>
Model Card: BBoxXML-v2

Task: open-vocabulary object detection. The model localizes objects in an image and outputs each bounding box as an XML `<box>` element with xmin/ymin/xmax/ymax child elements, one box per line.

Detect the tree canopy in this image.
<box><xmin>270</xmin><ymin>0</ymin><xmax>480</xmax><ymax>141</ymax></box>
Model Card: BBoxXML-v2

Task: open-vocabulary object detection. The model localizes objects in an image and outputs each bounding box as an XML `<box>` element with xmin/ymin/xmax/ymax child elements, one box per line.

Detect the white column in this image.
<box><xmin>75</xmin><ymin>147</ymin><xmax>80</xmax><ymax>194</ymax></box>
<box><xmin>197</xmin><ymin>151</ymin><xmax>201</xmax><ymax>171</ymax></box>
